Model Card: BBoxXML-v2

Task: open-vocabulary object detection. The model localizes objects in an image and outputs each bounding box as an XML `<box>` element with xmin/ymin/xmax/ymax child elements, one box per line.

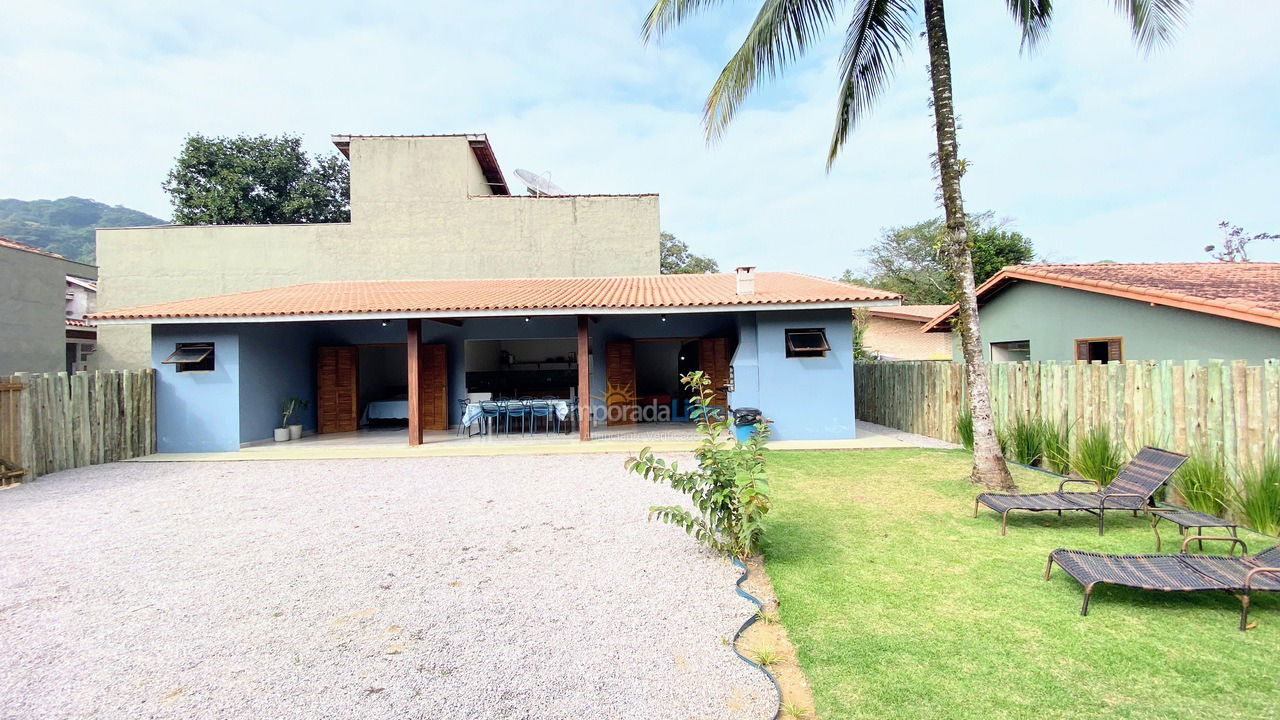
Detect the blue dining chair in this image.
<box><xmin>504</xmin><ymin>400</ymin><xmax>530</xmax><ymax>435</ymax></box>
<box><xmin>528</xmin><ymin>400</ymin><xmax>553</xmax><ymax>433</ymax></box>
<box><xmin>479</xmin><ymin>401</ymin><xmax>502</xmax><ymax>436</ymax></box>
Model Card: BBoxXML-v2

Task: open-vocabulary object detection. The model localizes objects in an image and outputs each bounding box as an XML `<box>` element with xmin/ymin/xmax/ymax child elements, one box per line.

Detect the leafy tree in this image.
<box><xmin>163</xmin><ymin>134</ymin><xmax>350</xmax><ymax>225</ymax></box>
<box><xmin>0</xmin><ymin>197</ymin><xmax>165</xmax><ymax>263</ymax></box>
<box><xmin>642</xmin><ymin>0</ymin><xmax>1188</xmax><ymax>490</ymax></box>
<box><xmin>660</xmin><ymin>231</ymin><xmax>720</xmax><ymax>274</ymax></box>
<box><xmin>1204</xmin><ymin>221</ymin><xmax>1278</xmax><ymax>262</ymax></box>
<box><xmin>842</xmin><ymin>214</ymin><xmax>1033</xmax><ymax>304</ymax></box>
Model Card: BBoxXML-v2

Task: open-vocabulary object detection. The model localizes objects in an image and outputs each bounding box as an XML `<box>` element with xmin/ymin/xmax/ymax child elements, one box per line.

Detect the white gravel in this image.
<box><xmin>0</xmin><ymin>455</ymin><xmax>774</xmax><ymax>720</ymax></box>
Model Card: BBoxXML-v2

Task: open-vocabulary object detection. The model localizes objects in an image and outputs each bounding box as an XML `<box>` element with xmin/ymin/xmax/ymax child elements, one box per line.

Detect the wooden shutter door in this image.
<box><xmin>419</xmin><ymin>343</ymin><xmax>448</xmax><ymax>432</ymax></box>
<box><xmin>1074</xmin><ymin>340</ymin><xmax>1089</xmax><ymax>362</ymax></box>
<box><xmin>317</xmin><ymin>346</ymin><xmax>358</xmax><ymax>433</ymax></box>
<box><xmin>605</xmin><ymin>341</ymin><xmax>636</xmax><ymax>426</ymax></box>
<box><xmin>1106</xmin><ymin>339</ymin><xmax>1123</xmax><ymax>362</ymax></box>
<box><xmin>698</xmin><ymin>338</ymin><xmax>730</xmax><ymax>411</ymax></box>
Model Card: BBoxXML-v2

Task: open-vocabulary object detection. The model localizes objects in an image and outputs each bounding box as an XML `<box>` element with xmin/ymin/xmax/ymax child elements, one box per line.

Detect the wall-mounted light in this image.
<box><xmin>381</xmin><ymin>320</ymin><xmax>390</xmax><ymax>327</ymax></box>
<box><xmin>524</xmin><ymin>316</ymin><xmax>531</xmax><ymax>322</ymax></box>
<box><xmin>661</xmin><ymin>314</ymin><xmax>668</xmax><ymax>322</ymax></box>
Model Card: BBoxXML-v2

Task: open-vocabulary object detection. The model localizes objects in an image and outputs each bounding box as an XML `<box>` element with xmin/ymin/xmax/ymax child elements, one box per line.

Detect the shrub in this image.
<box><xmin>1073</xmin><ymin>426</ymin><xmax>1123</xmax><ymax>484</ymax></box>
<box><xmin>1235</xmin><ymin>451</ymin><xmax>1280</xmax><ymax>535</ymax></box>
<box><xmin>1041</xmin><ymin>421</ymin><xmax>1071</xmax><ymax>474</ymax></box>
<box><xmin>625</xmin><ymin>371</ymin><xmax>771</xmax><ymax>558</ymax></box>
<box><xmin>1173</xmin><ymin>451</ymin><xmax>1230</xmax><ymax>518</ymax></box>
<box><xmin>956</xmin><ymin>409</ymin><xmax>974</xmax><ymax>451</ymax></box>
<box><xmin>1009</xmin><ymin>415</ymin><xmax>1045</xmax><ymax>466</ymax></box>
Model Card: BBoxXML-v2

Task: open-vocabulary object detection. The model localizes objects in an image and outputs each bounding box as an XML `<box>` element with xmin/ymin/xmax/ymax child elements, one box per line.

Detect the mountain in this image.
<box><xmin>0</xmin><ymin>197</ymin><xmax>167</xmax><ymax>264</ymax></box>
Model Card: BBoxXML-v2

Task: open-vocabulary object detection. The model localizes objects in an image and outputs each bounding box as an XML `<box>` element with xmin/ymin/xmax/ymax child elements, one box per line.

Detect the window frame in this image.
<box><xmin>989</xmin><ymin>340</ymin><xmax>1031</xmax><ymax>363</ymax></box>
<box><xmin>784</xmin><ymin>328</ymin><xmax>831</xmax><ymax>358</ymax></box>
<box><xmin>162</xmin><ymin>342</ymin><xmax>216</xmax><ymax>373</ymax></box>
<box><xmin>1074</xmin><ymin>336</ymin><xmax>1123</xmax><ymax>364</ymax></box>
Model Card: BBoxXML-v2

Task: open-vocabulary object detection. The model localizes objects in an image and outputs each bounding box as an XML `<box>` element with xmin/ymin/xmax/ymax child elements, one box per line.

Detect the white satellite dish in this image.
<box><xmin>514</xmin><ymin>168</ymin><xmax>568</xmax><ymax>196</ymax></box>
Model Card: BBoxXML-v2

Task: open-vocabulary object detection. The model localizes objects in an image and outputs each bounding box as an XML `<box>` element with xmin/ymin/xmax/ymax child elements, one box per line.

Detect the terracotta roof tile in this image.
<box><xmin>868</xmin><ymin>304</ymin><xmax>952</xmax><ymax>322</ymax></box>
<box><xmin>91</xmin><ymin>272</ymin><xmax>899</xmax><ymax>321</ymax></box>
<box><xmin>0</xmin><ymin>236</ymin><xmax>67</xmax><ymax>260</ymax></box>
<box><xmin>922</xmin><ymin>262</ymin><xmax>1280</xmax><ymax>331</ymax></box>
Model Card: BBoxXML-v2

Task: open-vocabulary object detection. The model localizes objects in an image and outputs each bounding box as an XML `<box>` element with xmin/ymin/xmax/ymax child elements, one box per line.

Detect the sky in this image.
<box><xmin>2</xmin><ymin>1</ymin><xmax>1278</xmax><ymax>274</ymax></box>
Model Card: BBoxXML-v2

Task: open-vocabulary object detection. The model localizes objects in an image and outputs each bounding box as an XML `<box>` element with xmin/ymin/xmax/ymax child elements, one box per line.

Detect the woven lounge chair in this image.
<box><xmin>974</xmin><ymin>446</ymin><xmax>1187</xmax><ymax>535</ymax></box>
<box><xmin>1046</xmin><ymin>538</ymin><xmax>1280</xmax><ymax>630</ymax></box>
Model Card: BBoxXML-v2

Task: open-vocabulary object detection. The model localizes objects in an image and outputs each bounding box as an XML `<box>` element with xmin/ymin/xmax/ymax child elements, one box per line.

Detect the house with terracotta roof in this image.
<box><xmin>89</xmin><ymin>133</ymin><xmax>901</xmax><ymax>451</ymax></box>
<box><xmin>92</xmin><ymin>269</ymin><xmax>899</xmax><ymax>451</ymax></box>
<box><xmin>0</xmin><ymin>237</ymin><xmax>98</xmax><ymax>374</ymax></box>
<box><xmin>923</xmin><ymin>263</ymin><xmax>1280</xmax><ymax>363</ymax></box>
<box><xmin>861</xmin><ymin>305</ymin><xmax>953</xmax><ymax>360</ymax></box>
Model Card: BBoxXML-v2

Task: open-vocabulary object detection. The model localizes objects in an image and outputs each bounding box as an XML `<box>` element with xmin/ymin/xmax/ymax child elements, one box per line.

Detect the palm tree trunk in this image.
<box><xmin>923</xmin><ymin>0</ymin><xmax>1015</xmax><ymax>490</ymax></box>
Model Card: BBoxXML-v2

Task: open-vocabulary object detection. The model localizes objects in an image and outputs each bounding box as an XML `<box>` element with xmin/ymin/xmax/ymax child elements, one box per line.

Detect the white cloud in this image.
<box><xmin>1</xmin><ymin>0</ymin><xmax>1277</xmax><ymax>269</ymax></box>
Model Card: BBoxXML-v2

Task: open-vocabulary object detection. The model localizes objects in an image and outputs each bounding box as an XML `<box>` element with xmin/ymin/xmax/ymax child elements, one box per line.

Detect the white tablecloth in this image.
<box><xmin>461</xmin><ymin>400</ymin><xmax>570</xmax><ymax>427</ymax></box>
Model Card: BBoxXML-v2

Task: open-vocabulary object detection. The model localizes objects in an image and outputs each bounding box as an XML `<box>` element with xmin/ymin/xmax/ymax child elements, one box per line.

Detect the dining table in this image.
<box><xmin>460</xmin><ymin>399</ymin><xmax>572</xmax><ymax>434</ymax></box>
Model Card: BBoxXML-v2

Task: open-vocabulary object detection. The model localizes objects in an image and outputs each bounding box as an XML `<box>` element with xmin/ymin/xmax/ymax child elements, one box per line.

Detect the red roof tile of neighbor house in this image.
<box><xmin>868</xmin><ymin>304</ymin><xmax>953</xmax><ymax>323</ymax></box>
<box><xmin>922</xmin><ymin>262</ymin><xmax>1280</xmax><ymax>332</ymax></box>
<box><xmin>0</xmin><ymin>236</ymin><xmax>68</xmax><ymax>260</ymax></box>
<box><xmin>90</xmin><ymin>272</ymin><xmax>900</xmax><ymax>322</ymax></box>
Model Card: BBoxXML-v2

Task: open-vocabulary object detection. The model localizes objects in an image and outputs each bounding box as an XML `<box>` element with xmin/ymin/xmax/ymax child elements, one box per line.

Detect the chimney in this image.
<box><xmin>735</xmin><ymin>265</ymin><xmax>756</xmax><ymax>295</ymax></box>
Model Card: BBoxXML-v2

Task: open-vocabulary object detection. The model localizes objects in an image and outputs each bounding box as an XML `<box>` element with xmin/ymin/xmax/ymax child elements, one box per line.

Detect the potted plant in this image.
<box><xmin>280</xmin><ymin>397</ymin><xmax>309</xmax><ymax>441</ymax></box>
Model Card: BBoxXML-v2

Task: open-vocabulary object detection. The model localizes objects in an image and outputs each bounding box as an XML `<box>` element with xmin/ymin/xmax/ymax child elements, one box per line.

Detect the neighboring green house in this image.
<box><xmin>923</xmin><ymin>263</ymin><xmax>1280</xmax><ymax>363</ymax></box>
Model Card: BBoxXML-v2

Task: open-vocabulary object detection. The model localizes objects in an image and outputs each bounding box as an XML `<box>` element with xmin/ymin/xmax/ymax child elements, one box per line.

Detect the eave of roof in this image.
<box><xmin>869</xmin><ymin>305</ymin><xmax>951</xmax><ymax>323</ymax></box>
<box><xmin>89</xmin><ymin>272</ymin><xmax>901</xmax><ymax>324</ymax></box>
<box><xmin>331</xmin><ymin>133</ymin><xmax>510</xmax><ymax>196</ymax></box>
<box><xmin>921</xmin><ymin>264</ymin><xmax>1280</xmax><ymax>332</ymax></box>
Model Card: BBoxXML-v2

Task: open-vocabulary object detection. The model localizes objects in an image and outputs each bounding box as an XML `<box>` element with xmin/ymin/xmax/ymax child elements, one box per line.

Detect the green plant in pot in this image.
<box><xmin>280</xmin><ymin>397</ymin><xmax>309</xmax><ymax>441</ymax></box>
<box><xmin>625</xmin><ymin>370</ymin><xmax>771</xmax><ymax>559</ymax></box>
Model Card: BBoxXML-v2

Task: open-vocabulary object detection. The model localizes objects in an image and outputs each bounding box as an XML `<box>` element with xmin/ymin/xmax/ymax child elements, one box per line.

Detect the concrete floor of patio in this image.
<box><xmin>131</xmin><ymin>420</ymin><xmax>952</xmax><ymax>463</ymax></box>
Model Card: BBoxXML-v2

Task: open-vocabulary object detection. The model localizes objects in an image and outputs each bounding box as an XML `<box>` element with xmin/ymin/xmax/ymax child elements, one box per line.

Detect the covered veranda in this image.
<box><xmin>90</xmin><ymin>271</ymin><xmax>901</xmax><ymax>454</ymax></box>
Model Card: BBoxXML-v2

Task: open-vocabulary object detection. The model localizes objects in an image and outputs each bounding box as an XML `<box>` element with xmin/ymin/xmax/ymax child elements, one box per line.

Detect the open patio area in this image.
<box><xmin>0</xmin><ymin>454</ymin><xmax>774</xmax><ymax>720</ymax></box>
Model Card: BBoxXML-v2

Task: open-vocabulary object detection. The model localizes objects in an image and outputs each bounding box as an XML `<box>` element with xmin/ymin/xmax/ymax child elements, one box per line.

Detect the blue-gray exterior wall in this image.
<box><xmin>153</xmin><ymin>325</ymin><xmax>241</xmax><ymax>452</ymax></box>
<box><xmin>754</xmin><ymin>309</ymin><xmax>856</xmax><ymax>440</ymax></box>
<box><xmin>962</xmin><ymin>282</ymin><xmax>1280</xmax><ymax>363</ymax></box>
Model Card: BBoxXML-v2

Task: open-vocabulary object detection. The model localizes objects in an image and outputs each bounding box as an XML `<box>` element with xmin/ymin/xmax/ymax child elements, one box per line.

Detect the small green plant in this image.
<box><xmin>956</xmin><ymin>409</ymin><xmax>974</xmax><ymax>451</ymax></box>
<box><xmin>1073</xmin><ymin>426</ymin><xmax>1123</xmax><ymax>484</ymax></box>
<box><xmin>755</xmin><ymin>608</ymin><xmax>778</xmax><ymax>625</ymax></box>
<box><xmin>1009</xmin><ymin>415</ymin><xmax>1045</xmax><ymax>466</ymax></box>
<box><xmin>995</xmin><ymin>423</ymin><xmax>1013</xmax><ymax>457</ymax></box>
<box><xmin>625</xmin><ymin>371</ymin><xmax>771</xmax><ymax>558</ymax></box>
<box><xmin>751</xmin><ymin>646</ymin><xmax>782</xmax><ymax>667</ymax></box>
<box><xmin>1173</xmin><ymin>451</ymin><xmax>1231</xmax><ymax>517</ymax></box>
<box><xmin>1041</xmin><ymin>421</ymin><xmax>1071</xmax><ymax>474</ymax></box>
<box><xmin>781</xmin><ymin>701</ymin><xmax>812</xmax><ymax>719</ymax></box>
<box><xmin>280</xmin><ymin>396</ymin><xmax>309</xmax><ymax>428</ymax></box>
<box><xmin>1234</xmin><ymin>451</ymin><xmax>1280</xmax><ymax>535</ymax></box>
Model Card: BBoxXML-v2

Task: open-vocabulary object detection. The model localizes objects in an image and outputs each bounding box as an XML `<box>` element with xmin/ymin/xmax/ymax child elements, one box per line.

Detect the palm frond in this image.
<box><xmin>703</xmin><ymin>0</ymin><xmax>840</xmax><ymax>142</ymax></box>
<box><xmin>642</xmin><ymin>0</ymin><xmax>730</xmax><ymax>43</ymax></box>
<box><xmin>1111</xmin><ymin>0</ymin><xmax>1190</xmax><ymax>54</ymax></box>
<box><xmin>1006</xmin><ymin>0</ymin><xmax>1053</xmax><ymax>53</ymax></box>
<box><xmin>827</xmin><ymin>0</ymin><xmax>916</xmax><ymax>169</ymax></box>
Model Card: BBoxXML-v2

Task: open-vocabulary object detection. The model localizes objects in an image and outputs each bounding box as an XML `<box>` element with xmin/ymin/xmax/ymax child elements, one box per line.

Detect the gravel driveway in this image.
<box><xmin>0</xmin><ymin>455</ymin><xmax>774</xmax><ymax>719</ymax></box>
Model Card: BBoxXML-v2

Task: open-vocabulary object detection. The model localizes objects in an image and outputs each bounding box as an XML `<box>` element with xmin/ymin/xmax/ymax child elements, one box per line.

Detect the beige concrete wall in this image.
<box><xmin>0</xmin><ymin>246</ymin><xmax>97</xmax><ymax>374</ymax></box>
<box><xmin>96</xmin><ymin>135</ymin><xmax>660</xmax><ymax>368</ymax></box>
<box><xmin>864</xmin><ymin>317</ymin><xmax>953</xmax><ymax>361</ymax></box>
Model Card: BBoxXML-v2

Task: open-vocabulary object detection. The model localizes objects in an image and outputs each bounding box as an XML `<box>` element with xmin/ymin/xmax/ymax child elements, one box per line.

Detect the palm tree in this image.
<box><xmin>643</xmin><ymin>0</ymin><xmax>1189</xmax><ymax>490</ymax></box>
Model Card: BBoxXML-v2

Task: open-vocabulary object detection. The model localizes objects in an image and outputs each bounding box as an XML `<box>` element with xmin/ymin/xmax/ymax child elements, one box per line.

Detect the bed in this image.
<box><xmin>360</xmin><ymin>394</ymin><xmax>410</xmax><ymax>425</ymax></box>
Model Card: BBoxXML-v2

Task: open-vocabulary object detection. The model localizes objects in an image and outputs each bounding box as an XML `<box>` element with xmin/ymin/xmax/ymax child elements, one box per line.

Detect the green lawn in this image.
<box><xmin>762</xmin><ymin>449</ymin><xmax>1280</xmax><ymax>720</ymax></box>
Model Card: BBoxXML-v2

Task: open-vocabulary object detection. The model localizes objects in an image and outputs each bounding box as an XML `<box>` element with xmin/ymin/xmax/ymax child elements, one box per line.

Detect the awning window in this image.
<box><xmin>162</xmin><ymin>343</ymin><xmax>215</xmax><ymax>372</ymax></box>
<box><xmin>785</xmin><ymin>329</ymin><xmax>830</xmax><ymax>357</ymax></box>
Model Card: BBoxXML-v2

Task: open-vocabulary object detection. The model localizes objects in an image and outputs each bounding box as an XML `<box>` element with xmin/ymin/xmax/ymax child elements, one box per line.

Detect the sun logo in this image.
<box><xmin>593</xmin><ymin>379</ymin><xmax>636</xmax><ymax>405</ymax></box>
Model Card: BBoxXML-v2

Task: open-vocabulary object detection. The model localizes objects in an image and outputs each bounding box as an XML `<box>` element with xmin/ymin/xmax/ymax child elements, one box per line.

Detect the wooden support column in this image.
<box><xmin>577</xmin><ymin>315</ymin><xmax>591</xmax><ymax>441</ymax></box>
<box><xmin>407</xmin><ymin>319</ymin><xmax>422</xmax><ymax>446</ymax></box>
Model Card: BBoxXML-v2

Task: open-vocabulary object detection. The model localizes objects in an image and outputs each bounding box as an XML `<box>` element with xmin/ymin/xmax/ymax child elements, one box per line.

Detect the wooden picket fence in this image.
<box><xmin>855</xmin><ymin>359</ymin><xmax>1280</xmax><ymax>470</ymax></box>
<box><xmin>0</xmin><ymin>369</ymin><xmax>156</xmax><ymax>485</ymax></box>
